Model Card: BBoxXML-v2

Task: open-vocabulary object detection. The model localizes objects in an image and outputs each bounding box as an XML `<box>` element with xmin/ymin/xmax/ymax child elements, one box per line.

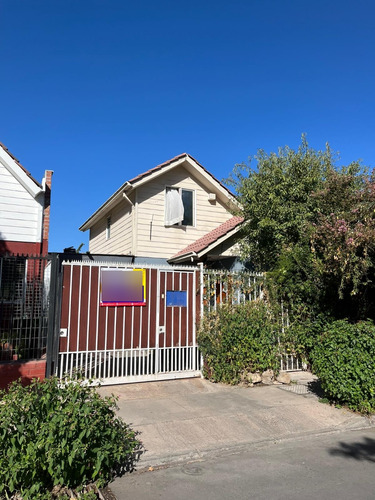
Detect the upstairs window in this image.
<box><xmin>181</xmin><ymin>189</ymin><xmax>193</xmax><ymax>226</ymax></box>
<box><xmin>165</xmin><ymin>187</ymin><xmax>194</xmax><ymax>226</ymax></box>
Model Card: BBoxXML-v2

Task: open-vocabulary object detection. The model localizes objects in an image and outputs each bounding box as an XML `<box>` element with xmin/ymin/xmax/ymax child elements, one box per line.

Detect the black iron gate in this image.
<box><xmin>0</xmin><ymin>254</ymin><xmax>54</xmax><ymax>363</ymax></box>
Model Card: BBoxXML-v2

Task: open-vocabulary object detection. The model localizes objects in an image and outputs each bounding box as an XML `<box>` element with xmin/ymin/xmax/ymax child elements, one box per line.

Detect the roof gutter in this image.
<box><xmin>122</xmin><ymin>182</ymin><xmax>134</xmax><ymax>206</ymax></box>
<box><xmin>168</xmin><ymin>251</ymin><xmax>198</xmax><ymax>264</ymax></box>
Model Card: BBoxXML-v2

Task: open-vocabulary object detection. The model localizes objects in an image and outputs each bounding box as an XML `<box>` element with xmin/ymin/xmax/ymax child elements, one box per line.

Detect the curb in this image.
<box><xmin>132</xmin><ymin>417</ymin><xmax>375</xmax><ymax>473</ymax></box>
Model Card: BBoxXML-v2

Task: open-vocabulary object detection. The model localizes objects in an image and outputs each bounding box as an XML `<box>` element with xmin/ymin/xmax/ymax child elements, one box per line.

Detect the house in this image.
<box><xmin>0</xmin><ymin>142</ymin><xmax>53</xmax><ymax>387</ymax></box>
<box><xmin>79</xmin><ymin>153</ymin><xmax>244</xmax><ymax>268</ymax></box>
<box><xmin>0</xmin><ymin>141</ymin><xmax>53</xmax><ymax>256</ymax></box>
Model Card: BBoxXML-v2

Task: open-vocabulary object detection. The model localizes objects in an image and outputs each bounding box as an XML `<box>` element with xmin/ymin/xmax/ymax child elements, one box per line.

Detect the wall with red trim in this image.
<box><xmin>0</xmin><ymin>360</ymin><xmax>46</xmax><ymax>389</ymax></box>
<box><xmin>0</xmin><ymin>240</ymin><xmax>43</xmax><ymax>256</ymax></box>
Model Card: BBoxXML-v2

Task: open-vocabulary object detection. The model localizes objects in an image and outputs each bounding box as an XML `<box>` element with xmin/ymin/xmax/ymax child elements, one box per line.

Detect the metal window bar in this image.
<box><xmin>202</xmin><ymin>270</ymin><xmax>264</xmax><ymax>313</ymax></box>
<box><xmin>0</xmin><ymin>255</ymin><xmax>51</xmax><ymax>362</ymax></box>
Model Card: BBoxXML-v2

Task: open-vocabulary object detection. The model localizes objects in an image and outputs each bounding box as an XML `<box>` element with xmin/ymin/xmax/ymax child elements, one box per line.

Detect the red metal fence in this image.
<box><xmin>55</xmin><ymin>261</ymin><xmax>201</xmax><ymax>384</ymax></box>
<box><xmin>1</xmin><ymin>253</ymin><xmax>266</xmax><ymax>387</ymax></box>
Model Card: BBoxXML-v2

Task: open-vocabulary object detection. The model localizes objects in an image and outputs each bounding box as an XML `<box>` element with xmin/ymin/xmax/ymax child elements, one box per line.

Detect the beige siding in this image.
<box><xmin>135</xmin><ymin>166</ymin><xmax>233</xmax><ymax>258</ymax></box>
<box><xmin>89</xmin><ymin>198</ymin><xmax>133</xmax><ymax>254</ymax></box>
<box><xmin>0</xmin><ymin>163</ymin><xmax>42</xmax><ymax>242</ymax></box>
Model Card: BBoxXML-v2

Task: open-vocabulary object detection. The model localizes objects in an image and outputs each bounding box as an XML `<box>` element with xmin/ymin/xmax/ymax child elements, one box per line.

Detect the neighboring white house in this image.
<box><xmin>0</xmin><ymin>142</ymin><xmax>53</xmax><ymax>256</ymax></box>
<box><xmin>79</xmin><ymin>153</ymin><xmax>244</xmax><ymax>267</ymax></box>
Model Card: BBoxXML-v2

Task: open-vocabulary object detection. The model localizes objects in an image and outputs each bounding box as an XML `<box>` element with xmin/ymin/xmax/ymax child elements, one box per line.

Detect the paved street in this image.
<box><xmin>99</xmin><ymin>375</ymin><xmax>375</xmax><ymax>499</ymax></box>
<box><xmin>110</xmin><ymin>428</ymin><xmax>375</xmax><ymax>500</ymax></box>
<box><xmin>99</xmin><ymin>374</ymin><xmax>374</xmax><ymax>468</ymax></box>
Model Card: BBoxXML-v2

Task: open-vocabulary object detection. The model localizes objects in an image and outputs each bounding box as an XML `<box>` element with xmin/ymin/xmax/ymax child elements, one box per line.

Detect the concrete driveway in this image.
<box><xmin>99</xmin><ymin>372</ymin><xmax>375</xmax><ymax>468</ymax></box>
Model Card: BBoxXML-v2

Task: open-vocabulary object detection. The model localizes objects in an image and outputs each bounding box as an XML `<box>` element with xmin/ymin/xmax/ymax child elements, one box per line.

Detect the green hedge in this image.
<box><xmin>283</xmin><ymin>313</ymin><xmax>331</xmax><ymax>366</ymax></box>
<box><xmin>198</xmin><ymin>301</ymin><xmax>279</xmax><ymax>384</ymax></box>
<box><xmin>311</xmin><ymin>320</ymin><xmax>375</xmax><ymax>413</ymax></box>
<box><xmin>0</xmin><ymin>377</ymin><xmax>140</xmax><ymax>499</ymax></box>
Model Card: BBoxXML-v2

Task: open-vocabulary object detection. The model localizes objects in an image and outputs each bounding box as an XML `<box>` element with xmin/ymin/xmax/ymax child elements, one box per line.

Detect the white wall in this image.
<box><xmin>89</xmin><ymin>198</ymin><xmax>133</xmax><ymax>254</ymax></box>
<box><xmin>0</xmin><ymin>162</ymin><xmax>43</xmax><ymax>242</ymax></box>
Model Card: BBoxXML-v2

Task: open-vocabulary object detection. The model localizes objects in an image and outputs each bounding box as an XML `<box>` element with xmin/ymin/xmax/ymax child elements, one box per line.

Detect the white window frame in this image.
<box><xmin>165</xmin><ymin>186</ymin><xmax>195</xmax><ymax>227</ymax></box>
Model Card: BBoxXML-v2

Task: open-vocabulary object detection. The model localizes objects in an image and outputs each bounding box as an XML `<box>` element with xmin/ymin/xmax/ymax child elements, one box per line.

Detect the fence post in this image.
<box><xmin>198</xmin><ymin>263</ymin><xmax>204</xmax><ymax>374</ymax></box>
<box><xmin>46</xmin><ymin>254</ymin><xmax>63</xmax><ymax>377</ymax></box>
<box><xmin>198</xmin><ymin>262</ymin><xmax>204</xmax><ymax>320</ymax></box>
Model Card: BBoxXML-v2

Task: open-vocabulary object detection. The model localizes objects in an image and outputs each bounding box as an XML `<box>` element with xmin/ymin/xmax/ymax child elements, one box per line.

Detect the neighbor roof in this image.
<box><xmin>0</xmin><ymin>141</ymin><xmax>42</xmax><ymax>189</ymax></box>
<box><xmin>169</xmin><ymin>215</ymin><xmax>244</xmax><ymax>262</ymax></box>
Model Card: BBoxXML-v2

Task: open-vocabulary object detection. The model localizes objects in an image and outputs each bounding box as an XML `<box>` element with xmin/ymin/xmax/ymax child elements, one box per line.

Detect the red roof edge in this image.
<box><xmin>170</xmin><ymin>216</ymin><xmax>244</xmax><ymax>260</ymax></box>
<box><xmin>128</xmin><ymin>152</ymin><xmax>236</xmax><ymax>199</ymax></box>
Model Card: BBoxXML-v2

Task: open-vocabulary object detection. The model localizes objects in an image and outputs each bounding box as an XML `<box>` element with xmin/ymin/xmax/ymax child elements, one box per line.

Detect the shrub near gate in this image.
<box><xmin>198</xmin><ymin>301</ymin><xmax>279</xmax><ymax>384</ymax></box>
<box><xmin>311</xmin><ymin>320</ymin><xmax>375</xmax><ymax>413</ymax></box>
<box><xmin>0</xmin><ymin>376</ymin><xmax>140</xmax><ymax>499</ymax></box>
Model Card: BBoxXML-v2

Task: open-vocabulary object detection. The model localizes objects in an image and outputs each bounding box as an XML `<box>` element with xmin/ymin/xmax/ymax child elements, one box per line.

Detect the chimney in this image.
<box><xmin>41</xmin><ymin>170</ymin><xmax>53</xmax><ymax>255</ymax></box>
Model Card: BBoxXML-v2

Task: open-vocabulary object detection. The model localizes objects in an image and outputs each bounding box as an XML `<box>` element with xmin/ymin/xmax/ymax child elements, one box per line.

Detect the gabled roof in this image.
<box><xmin>0</xmin><ymin>141</ymin><xmax>43</xmax><ymax>197</ymax></box>
<box><xmin>169</xmin><ymin>216</ymin><xmax>244</xmax><ymax>263</ymax></box>
<box><xmin>80</xmin><ymin>153</ymin><xmax>236</xmax><ymax>231</ymax></box>
<box><xmin>127</xmin><ymin>153</ymin><xmax>234</xmax><ymax>195</ymax></box>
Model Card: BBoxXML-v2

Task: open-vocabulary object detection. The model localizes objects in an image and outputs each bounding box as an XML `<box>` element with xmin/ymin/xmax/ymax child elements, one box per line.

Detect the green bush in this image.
<box><xmin>311</xmin><ymin>320</ymin><xmax>375</xmax><ymax>413</ymax></box>
<box><xmin>198</xmin><ymin>301</ymin><xmax>279</xmax><ymax>384</ymax></box>
<box><xmin>283</xmin><ymin>313</ymin><xmax>331</xmax><ymax>365</ymax></box>
<box><xmin>0</xmin><ymin>377</ymin><xmax>140</xmax><ymax>499</ymax></box>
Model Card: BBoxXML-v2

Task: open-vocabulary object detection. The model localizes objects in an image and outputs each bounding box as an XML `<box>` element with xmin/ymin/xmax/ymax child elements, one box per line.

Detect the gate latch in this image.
<box><xmin>158</xmin><ymin>326</ymin><xmax>165</xmax><ymax>334</ymax></box>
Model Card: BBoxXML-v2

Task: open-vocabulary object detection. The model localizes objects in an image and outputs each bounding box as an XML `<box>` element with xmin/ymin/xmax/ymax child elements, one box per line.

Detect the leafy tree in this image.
<box><xmin>311</xmin><ymin>168</ymin><xmax>375</xmax><ymax>319</ymax></box>
<box><xmin>228</xmin><ymin>135</ymin><xmax>335</xmax><ymax>271</ymax></box>
<box><xmin>229</xmin><ymin>136</ymin><xmax>375</xmax><ymax>321</ymax></box>
<box><xmin>220</xmin><ymin>137</ymin><xmax>375</xmax><ymax>409</ymax></box>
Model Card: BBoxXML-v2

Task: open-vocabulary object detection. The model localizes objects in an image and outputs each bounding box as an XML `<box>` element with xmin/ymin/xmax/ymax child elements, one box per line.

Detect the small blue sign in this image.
<box><xmin>166</xmin><ymin>291</ymin><xmax>187</xmax><ymax>307</ymax></box>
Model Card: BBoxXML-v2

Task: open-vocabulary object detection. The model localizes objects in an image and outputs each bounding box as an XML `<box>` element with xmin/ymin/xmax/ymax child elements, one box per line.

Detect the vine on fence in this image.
<box><xmin>202</xmin><ymin>270</ymin><xmax>264</xmax><ymax>312</ymax></box>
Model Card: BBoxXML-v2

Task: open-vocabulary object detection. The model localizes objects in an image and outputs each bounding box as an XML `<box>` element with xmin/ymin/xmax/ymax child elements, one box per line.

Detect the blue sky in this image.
<box><xmin>1</xmin><ymin>0</ymin><xmax>374</xmax><ymax>252</ymax></box>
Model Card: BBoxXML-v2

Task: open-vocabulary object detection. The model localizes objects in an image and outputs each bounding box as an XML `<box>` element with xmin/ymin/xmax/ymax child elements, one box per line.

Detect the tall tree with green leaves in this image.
<box><xmin>228</xmin><ymin>135</ymin><xmax>335</xmax><ymax>272</ymax></box>
<box><xmin>229</xmin><ymin>136</ymin><xmax>374</xmax><ymax>320</ymax></box>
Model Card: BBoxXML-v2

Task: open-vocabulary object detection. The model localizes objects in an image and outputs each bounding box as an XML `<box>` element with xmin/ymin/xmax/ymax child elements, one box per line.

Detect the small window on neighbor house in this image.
<box><xmin>106</xmin><ymin>217</ymin><xmax>111</xmax><ymax>240</ymax></box>
<box><xmin>165</xmin><ymin>187</ymin><xmax>194</xmax><ymax>226</ymax></box>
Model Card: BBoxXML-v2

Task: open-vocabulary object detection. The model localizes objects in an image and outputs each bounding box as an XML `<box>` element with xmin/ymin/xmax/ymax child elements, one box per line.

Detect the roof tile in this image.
<box><xmin>171</xmin><ymin>216</ymin><xmax>244</xmax><ymax>259</ymax></box>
